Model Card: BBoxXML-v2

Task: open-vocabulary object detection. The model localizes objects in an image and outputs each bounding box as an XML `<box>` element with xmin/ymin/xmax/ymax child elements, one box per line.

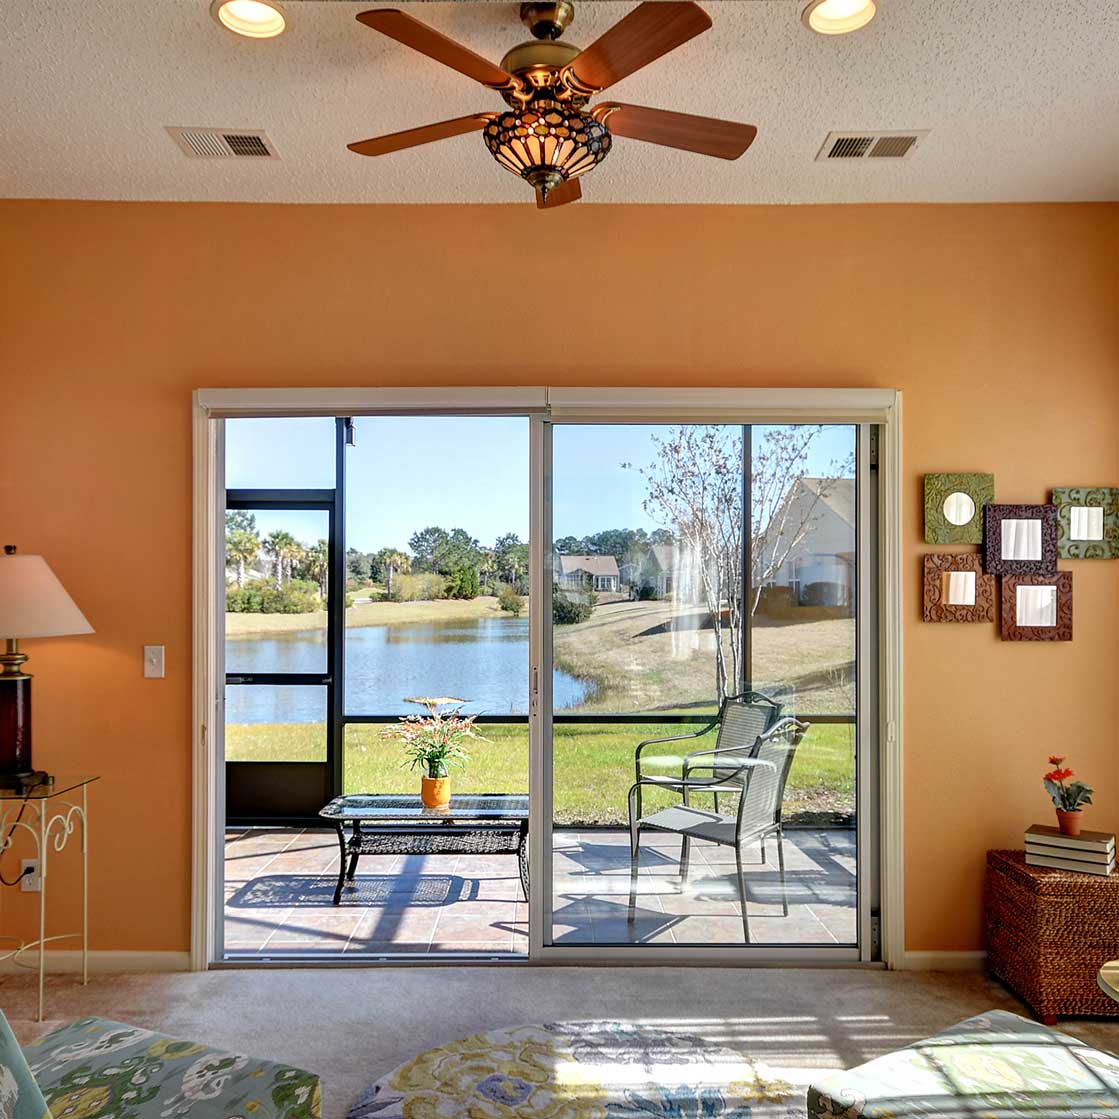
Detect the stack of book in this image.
<box><xmin>1025</xmin><ymin>824</ymin><xmax>1115</xmax><ymax>876</ymax></box>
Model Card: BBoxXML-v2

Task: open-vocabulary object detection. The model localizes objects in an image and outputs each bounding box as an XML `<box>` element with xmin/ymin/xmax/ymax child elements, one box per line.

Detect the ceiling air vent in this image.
<box><xmin>816</xmin><ymin>130</ymin><xmax>928</xmax><ymax>162</ymax></box>
<box><xmin>165</xmin><ymin>127</ymin><xmax>279</xmax><ymax>159</ymax></box>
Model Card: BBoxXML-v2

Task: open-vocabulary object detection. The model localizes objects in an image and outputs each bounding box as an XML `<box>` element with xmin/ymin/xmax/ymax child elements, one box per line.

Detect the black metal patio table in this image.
<box><xmin>319</xmin><ymin>793</ymin><xmax>529</xmax><ymax>905</ymax></box>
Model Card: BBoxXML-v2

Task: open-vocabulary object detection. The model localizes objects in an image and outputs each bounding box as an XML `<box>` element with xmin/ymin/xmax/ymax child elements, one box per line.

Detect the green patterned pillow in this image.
<box><xmin>0</xmin><ymin>1010</ymin><xmax>52</xmax><ymax>1119</ymax></box>
<box><xmin>22</xmin><ymin>1017</ymin><xmax>320</xmax><ymax>1119</ymax></box>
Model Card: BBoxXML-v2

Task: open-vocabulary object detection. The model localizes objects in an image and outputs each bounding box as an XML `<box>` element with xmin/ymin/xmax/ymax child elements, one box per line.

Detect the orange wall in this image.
<box><xmin>2</xmin><ymin>199</ymin><xmax>1117</xmax><ymax>955</ymax></box>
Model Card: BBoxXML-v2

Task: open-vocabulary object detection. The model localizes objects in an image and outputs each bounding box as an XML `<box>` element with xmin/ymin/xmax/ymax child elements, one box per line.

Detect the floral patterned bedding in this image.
<box><xmin>807</xmin><ymin>1009</ymin><xmax>1119</xmax><ymax>1118</ymax></box>
<box><xmin>349</xmin><ymin>1019</ymin><xmax>798</xmax><ymax>1118</ymax></box>
<box><xmin>20</xmin><ymin>1017</ymin><xmax>320</xmax><ymax>1119</ymax></box>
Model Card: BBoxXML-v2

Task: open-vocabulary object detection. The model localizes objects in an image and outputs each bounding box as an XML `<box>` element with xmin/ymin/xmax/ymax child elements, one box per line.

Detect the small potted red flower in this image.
<box><xmin>1043</xmin><ymin>755</ymin><xmax>1094</xmax><ymax>836</ymax></box>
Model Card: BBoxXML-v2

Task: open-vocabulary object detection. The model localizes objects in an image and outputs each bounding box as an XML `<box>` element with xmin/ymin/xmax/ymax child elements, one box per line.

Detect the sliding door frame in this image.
<box><xmin>532</xmin><ymin>398</ymin><xmax>893</xmax><ymax>964</ymax></box>
<box><xmin>192</xmin><ymin>387</ymin><xmax>903</xmax><ymax>970</ymax></box>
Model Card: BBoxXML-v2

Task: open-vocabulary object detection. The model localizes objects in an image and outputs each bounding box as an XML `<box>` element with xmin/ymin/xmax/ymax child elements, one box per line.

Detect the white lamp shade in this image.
<box><xmin>0</xmin><ymin>554</ymin><xmax>94</xmax><ymax>639</ymax></box>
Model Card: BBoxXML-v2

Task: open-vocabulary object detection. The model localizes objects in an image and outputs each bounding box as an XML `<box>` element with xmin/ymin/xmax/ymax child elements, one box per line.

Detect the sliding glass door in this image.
<box><xmin>338</xmin><ymin>416</ymin><xmax>531</xmax><ymax>957</ymax></box>
<box><xmin>215</xmin><ymin>404</ymin><xmax>875</xmax><ymax>962</ymax></box>
<box><xmin>543</xmin><ymin>421</ymin><xmax>863</xmax><ymax>953</ymax></box>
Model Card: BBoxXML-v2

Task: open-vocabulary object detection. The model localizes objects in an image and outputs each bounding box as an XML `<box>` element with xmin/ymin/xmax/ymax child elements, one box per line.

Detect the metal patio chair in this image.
<box><xmin>626</xmin><ymin>716</ymin><xmax>809</xmax><ymax>944</ymax></box>
<box><xmin>632</xmin><ymin>691</ymin><xmax>783</xmax><ymax>818</ymax></box>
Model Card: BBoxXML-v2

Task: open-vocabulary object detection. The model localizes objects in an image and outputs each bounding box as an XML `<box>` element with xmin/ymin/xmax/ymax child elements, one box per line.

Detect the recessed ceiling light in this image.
<box><xmin>801</xmin><ymin>0</ymin><xmax>877</xmax><ymax>35</ymax></box>
<box><xmin>210</xmin><ymin>0</ymin><xmax>286</xmax><ymax>39</ymax></box>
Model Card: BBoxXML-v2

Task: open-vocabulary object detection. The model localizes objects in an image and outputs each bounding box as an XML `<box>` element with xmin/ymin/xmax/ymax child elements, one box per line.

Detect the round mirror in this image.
<box><xmin>942</xmin><ymin>491</ymin><xmax>976</xmax><ymax>526</ymax></box>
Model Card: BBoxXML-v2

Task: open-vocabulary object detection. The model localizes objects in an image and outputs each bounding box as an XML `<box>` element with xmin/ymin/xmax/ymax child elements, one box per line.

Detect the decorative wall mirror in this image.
<box><xmin>1000</xmin><ymin>572</ymin><xmax>1073</xmax><ymax>641</ymax></box>
<box><xmin>1051</xmin><ymin>487</ymin><xmax>1119</xmax><ymax>559</ymax></box>
<box><xmin>983</xmin><ymin>503</ymin><xmax>1058</xmax><ymax>576</ymax></box>
<box><xmin>922</xmin><ymin>554</ymin><xmax>996</xmax><ymax>623</ymax></box>
<box><xmin>924</xmin><ymin>472</ymin><xmax>994</xmax><ymax>544</ymax></box>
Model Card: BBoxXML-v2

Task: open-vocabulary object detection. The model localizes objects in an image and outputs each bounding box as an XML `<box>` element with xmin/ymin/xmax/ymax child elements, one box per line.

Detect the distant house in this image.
<box><xmin>555</xmin><ymin>554</ymin><xmax>621</xmax><ymax>593</ymax></box>
<box><xmin>757</xmin><ymin>477</ymin><xmax>856</xmax><ymax>609</ymax></box>
<box><xmin>621</xmin><ymin>544</ymin><xmax>678</xmax><ymax>598</ymax></box>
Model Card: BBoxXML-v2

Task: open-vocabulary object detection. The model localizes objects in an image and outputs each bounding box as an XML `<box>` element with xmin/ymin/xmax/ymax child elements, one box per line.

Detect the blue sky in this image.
<box><xmin>226</xmin><ymin>417</ymin><xmax>854</xmax><ymax>552</ymax></box>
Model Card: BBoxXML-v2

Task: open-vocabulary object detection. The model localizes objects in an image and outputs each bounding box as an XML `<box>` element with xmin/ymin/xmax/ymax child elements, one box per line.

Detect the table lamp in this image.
<box><xmin>0</xmin><ymin>545</ymin><xmax>94</xmax><ymax>788</ymax></box>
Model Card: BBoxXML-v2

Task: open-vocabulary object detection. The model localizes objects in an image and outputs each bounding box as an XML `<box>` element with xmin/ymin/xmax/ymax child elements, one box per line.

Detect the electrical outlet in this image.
<box><xmin>20</xmin><ymin>859</ymin><xmax>40</xmax><ymax>892</ymax></box>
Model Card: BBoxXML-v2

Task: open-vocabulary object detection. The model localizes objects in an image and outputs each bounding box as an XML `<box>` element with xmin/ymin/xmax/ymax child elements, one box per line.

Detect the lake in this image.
<box><xmin>225</xmin><ymin>615</ymin><xmax>592</xmax><ymax>723</ymax></box>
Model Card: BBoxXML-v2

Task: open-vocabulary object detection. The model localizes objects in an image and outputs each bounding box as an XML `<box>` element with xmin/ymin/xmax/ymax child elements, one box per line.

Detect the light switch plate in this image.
<box><xmin>144</xmin><ymin>645</ymin><xmax>165</xmax><ymax>679</ymax></box>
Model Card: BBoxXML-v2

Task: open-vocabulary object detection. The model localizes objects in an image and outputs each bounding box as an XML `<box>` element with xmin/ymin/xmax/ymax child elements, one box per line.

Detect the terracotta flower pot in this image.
<box><xmin>1056</xmin><ymin>808</ymin><xmax>1083</xmax><ymax>836</ymax></box>
<box><xmin>421</xmin><ymin>775</ymin><xmax>451</xmax><ymax>808</ymax></box>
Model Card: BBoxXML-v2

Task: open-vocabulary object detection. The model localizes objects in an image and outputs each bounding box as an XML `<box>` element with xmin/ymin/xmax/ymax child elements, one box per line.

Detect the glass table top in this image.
<box><xmin>0</xmin><ymin>775</ymin><xmax>99</xmax><ymax>799</ymax></box>
<box><xmin>320</xmin><ymin>793</ymin><xmax>528</xmax><ymax>822</ymax></box>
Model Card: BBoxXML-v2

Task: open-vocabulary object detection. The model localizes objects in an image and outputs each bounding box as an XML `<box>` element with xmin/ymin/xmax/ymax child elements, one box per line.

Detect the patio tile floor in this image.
<box><xmin>224</xmin><ymin>827</ymin><xmax>855</xmax><ymax>957</ymax></box>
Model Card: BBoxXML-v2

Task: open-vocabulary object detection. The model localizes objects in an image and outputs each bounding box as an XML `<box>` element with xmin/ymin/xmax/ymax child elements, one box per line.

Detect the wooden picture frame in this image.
<box><xmin>1000</xmin><ymin>572</ymin><xmax>1073</xmax><ymax>642</ymax></box>
<box><xmin>1051</xmin><ymin>487</ymin><xmax>1119</xmax><ymax>559</ymax></box>
<box><xmin>922</xmin><ymin>554</ymin><xmax>996</xmax><ymax>623</ymax></box>
<box><xmin>983</xmin><ymin>503</ymin><xmax>1058</xmax><ymax>576</ymax></box>
<box><xmin>924</xmin><ymin>472</ymin><xmax>995</xmax><ymax>544</ymax></box>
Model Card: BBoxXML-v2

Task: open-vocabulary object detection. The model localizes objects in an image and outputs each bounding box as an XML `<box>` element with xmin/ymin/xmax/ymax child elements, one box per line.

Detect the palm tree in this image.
<box><xmin>305</xmin><ymin>539</ymin><xmax>330</xmax><ymax>601</ymax></box>
<box><xmin>479</xmin><ymin>549</ymin><xmax>497</xmax><ymax>594</ymax></box>
<box><xmin>263</xmin><ymin>530</ymin><xmax>296</xmax><ymax>589</ymax></box>
<box><xmin>226</xmin><ymin>528</ymin><xmax>259</xmax><ymax>589</ymax></box>
<box><xmin>383</xmin><ymin>550</ymin><xmax>411</xmax><ymax>599</ymax></box>
<box><xmin>284</xmin><ymin>540</ymin><xmax>306</xmax><ymax>586</ymax></box>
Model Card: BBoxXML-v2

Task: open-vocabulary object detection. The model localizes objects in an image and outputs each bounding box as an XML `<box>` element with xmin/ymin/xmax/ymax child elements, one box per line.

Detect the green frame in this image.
<box><xmin>1051</xmin><ymin>486</ymin><xmax>1119</xmax><ymax>559</ymax></box>
<box><xmin>924</xmin><ymin>472</ymin><xmax>994</xmax><ymax>544</ymax></box>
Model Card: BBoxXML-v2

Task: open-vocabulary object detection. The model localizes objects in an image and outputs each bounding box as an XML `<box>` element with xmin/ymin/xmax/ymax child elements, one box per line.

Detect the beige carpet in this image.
<box><xmin>5</xmin><ymin>967</ymin><xmax>1119</xmax><ymax>1119</ymax></box>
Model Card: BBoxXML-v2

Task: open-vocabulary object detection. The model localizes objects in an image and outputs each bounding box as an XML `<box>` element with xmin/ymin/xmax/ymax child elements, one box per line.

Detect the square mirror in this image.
<box><xmin>1052</xmin><ymin>487</ymin><xmax>1119</xmax><ymax>559</ymax></box>
<box><xmin>1070</xmin><ymin>506</ymin><xmax>1104</xmax><ymax>541</ymax></box>
<box><xmin>1015</xmin><ymin>585</ymin><xmax>1057</xmax><ymax>627</ymax></box>
<box><xmin>1001</xmin><ymin>572</ymin><xmax>1072</xmax><ymax>641</ymax></box>
<box><xmin>942</xmin><ymin>570</ymin><xmax>976</xmax><ymax>606</ymax></box>
<box><xmin>1000</xmin><ymin>519</ymin><xmax>1042</xmax><ymax>561</ymax></box>
<box><xmin>924</xmin><ymin>472</ymin><xmax>994</xmax><ymax>544</ymax></box>
<box><xmin>923</xmin><ymin>554</ymin><xmax>994</xmax><ymax>623</ymax></box>
<box><xmin>983</xmin><ymin>504</ymin><xmax>1058</xmax><ymax>576</ymax></box>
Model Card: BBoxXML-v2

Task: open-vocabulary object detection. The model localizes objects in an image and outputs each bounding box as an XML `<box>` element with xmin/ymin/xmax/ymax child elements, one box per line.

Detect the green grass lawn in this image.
<box><xmin>225</xmin><ymin>720</ymin><xmax>855</xmax><ymax>826</ymax></box>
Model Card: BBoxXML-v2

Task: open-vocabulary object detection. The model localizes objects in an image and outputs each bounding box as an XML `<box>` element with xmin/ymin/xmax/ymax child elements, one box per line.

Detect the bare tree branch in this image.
<box><xmin>629</xmin><ymin>425</ymin><xmax>852</xmax><ymax>704</ymax></box>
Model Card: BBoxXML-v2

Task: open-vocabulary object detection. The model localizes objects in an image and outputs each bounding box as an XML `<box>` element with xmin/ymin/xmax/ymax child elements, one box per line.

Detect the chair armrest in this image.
<box><xmin>684</xmin><ymin>743</ymin><xmax>761</xmax><ymax>762</ymax></box>
<box><xmin>631</xmin><ymin>759</ymin><xmax>775</xmax><ymax>795</ymax></box>
<box><xmin>634</xmin><ymin>722</ymin><xmax>716</xmax><ymax>761</ymax></box>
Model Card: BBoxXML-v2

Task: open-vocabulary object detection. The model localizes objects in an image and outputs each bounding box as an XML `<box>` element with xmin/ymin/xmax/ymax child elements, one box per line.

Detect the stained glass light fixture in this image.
<box><xmin>482</xmin><ymin>102</ymin><xmax>611</xmax><ymax>201</ymax></box>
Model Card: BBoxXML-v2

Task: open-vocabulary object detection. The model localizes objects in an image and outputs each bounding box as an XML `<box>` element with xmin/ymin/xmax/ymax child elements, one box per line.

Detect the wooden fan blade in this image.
<box><xmin>536</xmin><ymin>178</ymin><xmax>583</xmax><ymax>209</ymax></box>
<box><xmin>348</xmin><ymin>114</ymin><xmax>495</xmax><ymax>157</ymax></box>
<box><xmin>562</xmin><ymin>2</ymin><xmax>711</xmax><ymax>95</ymax></box>
<box><xmin>356</xmin><ymin>9</ymin><xmax>517</xmax><ymax>90</ymax></box>
<box><xmin>592</xmin><ymin>103</ymin><xmax>756</xmax><ymax>160</ymax></box>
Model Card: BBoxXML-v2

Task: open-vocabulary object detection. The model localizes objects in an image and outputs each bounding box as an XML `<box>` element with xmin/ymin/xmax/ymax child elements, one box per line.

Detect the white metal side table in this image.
<box><xmin>0</xmin><ymin>775</ymin><xmax>97</xmax><ymax>1021</ymax></box>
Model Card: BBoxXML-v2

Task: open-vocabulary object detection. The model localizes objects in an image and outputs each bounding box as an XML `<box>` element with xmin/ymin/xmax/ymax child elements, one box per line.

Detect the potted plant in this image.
<box><xmin>382</xmin><ymin>696</ymin><xmax>486</xmax><ymax>808</ymax></box>
<box><xmin>1043</xmin><ymin>755</ymin><xmax>1094</xmax><ymax>836</ymax></box>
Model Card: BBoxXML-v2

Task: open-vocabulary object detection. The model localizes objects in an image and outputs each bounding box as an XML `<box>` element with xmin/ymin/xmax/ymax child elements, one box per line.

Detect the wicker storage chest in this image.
<box><xmin>985</xmin><ymin>848</ymin><xmax>1119</xmax><ymax>1021</ymax></box>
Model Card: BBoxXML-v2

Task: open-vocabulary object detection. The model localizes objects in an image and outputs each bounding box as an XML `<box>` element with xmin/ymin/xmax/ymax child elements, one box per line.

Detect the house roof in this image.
<box><xmin>652</xmin><ymin>545</ymin><xmax>677</xmax><ymax>572</ymax></box>
<box><xmin>797</xmin><ymin>477</ymin><xmax>856</xmax><ymax>527</ymax></box>
<box><xmin>557</xmin><ymin>555</ymin><xmax>620</xmax><ymax>578</ymax></box>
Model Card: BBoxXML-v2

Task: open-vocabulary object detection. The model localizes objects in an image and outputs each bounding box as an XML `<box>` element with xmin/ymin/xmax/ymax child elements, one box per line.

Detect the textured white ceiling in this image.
<box><xmin>2</xmin><ymin>0</ymin><xmax>1117</xmax><ymax>204</ymax></box>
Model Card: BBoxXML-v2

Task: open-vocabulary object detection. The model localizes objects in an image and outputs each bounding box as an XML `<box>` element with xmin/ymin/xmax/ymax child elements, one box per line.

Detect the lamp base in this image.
<box><xmin>0</xmin><ymin>673</ymin><xmax>33</xmax><ymax>777</ymax></box>
<box><xmin>0</xmin><ymin>769</ymin><xmax>52</xmax><ymax>792</ymax></box>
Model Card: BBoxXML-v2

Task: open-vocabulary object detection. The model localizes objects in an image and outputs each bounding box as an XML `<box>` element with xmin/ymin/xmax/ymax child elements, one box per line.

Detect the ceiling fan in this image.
<box><xmin>347</xmin><ymin>1</ymin><xmax>757</xmax><ymax>209</ymax></box>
